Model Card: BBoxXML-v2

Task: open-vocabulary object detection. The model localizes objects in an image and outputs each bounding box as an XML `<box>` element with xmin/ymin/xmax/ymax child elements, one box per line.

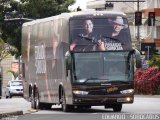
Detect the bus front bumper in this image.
<box><xmin>72</xmin><ymin>94</ymin><xmax>134</xmax><ymax>105</ymax></box>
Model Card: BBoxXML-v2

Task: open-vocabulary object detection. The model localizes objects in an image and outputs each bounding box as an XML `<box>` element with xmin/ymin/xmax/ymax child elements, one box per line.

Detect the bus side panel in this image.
<box><xmin>22</xmin><ymin>24</ymin><xmax>37</xmax><ymax>101</ymax></box>
<box><xmin>50</xmin><ymin>17</ymin><xmax>73</xmax><ymax>105</ymax></box>
<box><xmin>59</xmin><ymin>17</ymin><xmax>73</xmax><ymax>105</ymax></box>
<box><xmin>22</xmin><ymin>14</ymin><xmax>74</xmax><ymax>105</ymax></box>
<box><xmin>35</xmin><ymin>21</ymin><xmax>53</xmax><ymax>103</ymax></box>
<box><xmin>35</xmin><ymin>16</ymin><xmax>73</xmax><ymax>104</ymax></box>
<box><xmin>22</xmin><ymin>25</ymin><xmax>30</xmax><ymax>100</ymax></box>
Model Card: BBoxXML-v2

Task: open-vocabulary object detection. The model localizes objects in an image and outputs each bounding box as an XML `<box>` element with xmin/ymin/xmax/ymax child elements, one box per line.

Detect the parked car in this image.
<box><xmin>5</xmin><ymin>80</ymin><xmax>23</xmax><ymax>98</ymax></box>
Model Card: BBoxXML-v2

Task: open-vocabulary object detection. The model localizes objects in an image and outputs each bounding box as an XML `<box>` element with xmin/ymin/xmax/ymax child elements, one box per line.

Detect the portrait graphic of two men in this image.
<box><xmin>70</xmin><ymin>16</ymin><xmax>132</xmax><ymax>52</ymax></box>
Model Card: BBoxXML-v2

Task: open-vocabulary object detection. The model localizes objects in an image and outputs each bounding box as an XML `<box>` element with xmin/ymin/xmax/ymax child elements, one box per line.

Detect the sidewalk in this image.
<box><xmin>135</xmin><ymin>94</ymin><xmax>160</xmax><ymax>98</ymax></box>
<box><xmin>0</xmin><ymin>97</ymin><xmax>32</xmax><ymax>119</ymax></box>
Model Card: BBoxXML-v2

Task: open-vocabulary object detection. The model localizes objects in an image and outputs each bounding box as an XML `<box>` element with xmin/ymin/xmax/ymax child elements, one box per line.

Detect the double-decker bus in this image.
<box><xmin>22</xmin><ymin>10</ymin><xmax>141</xmax><ymax>112</ymax></box>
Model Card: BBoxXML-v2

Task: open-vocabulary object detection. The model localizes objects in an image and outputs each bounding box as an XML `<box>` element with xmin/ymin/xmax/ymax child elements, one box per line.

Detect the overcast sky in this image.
<box><xmin>68</xmin><ymin>0</ymin><xmax>87</xmax><ymax>11</ymax></box>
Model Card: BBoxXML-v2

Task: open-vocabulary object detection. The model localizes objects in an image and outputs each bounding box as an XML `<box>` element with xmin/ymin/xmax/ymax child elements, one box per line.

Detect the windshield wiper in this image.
<box><xmin>80</xmin><ymin>77</ymin><xmax>99</xmax><ymax>84</ymax></box>
<box><xmin>109</xmin><ymin>80</ymin><xmax>130</xmax><ymax>84</ymax></box>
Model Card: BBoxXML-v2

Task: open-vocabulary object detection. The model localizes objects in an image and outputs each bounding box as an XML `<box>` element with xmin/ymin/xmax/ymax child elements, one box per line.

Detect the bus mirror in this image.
<box><xmin>65</xmin><ymin>51</ymin><xmax>71</xmax><ymax>70</ymax></box>
<box><xmin>134</xmin><ymin>49</ymin><xmax>142</xmax><ymax>68</ymax></box>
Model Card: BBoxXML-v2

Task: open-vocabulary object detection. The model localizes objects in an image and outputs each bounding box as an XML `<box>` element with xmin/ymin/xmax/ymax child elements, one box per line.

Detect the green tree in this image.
<box><xmin>21</xmin><ymin>0</ymin><xmax>75</xmax><ymax>19</ymax></box>
<box><xmin>0</xmin><ymin>0</ymin><xmax>75</xmax><ymax>57</ymax></box>
<box><xmin>0</xmin><ymin>38</ymin><xmax>16</xmax><ymax>62</ymax></box>
<box><xmin>7</xmin><ymin>70</ymin><xmax>18</xmax><ymax>80</ymax></box>
<box><xmin>0</xmin><ymin>0</ymin><xmax>21</xmax><ymax>57</ymax></box>
<box><xmin>149</xmin><ymin>54</ymin><xmax>160</xmax><ymax>67</ymax></box>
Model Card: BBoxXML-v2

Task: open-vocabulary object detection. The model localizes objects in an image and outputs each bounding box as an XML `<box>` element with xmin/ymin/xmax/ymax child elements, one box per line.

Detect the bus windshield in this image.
<box><xmin>72</xmin><ymin>51</ymin><xmax>133</xmax><ymax>84</ymax></box>
<box><xmin>70</xmin><ymin>16</ymin><xmax>132</xmax><ymax>52</ymax></box>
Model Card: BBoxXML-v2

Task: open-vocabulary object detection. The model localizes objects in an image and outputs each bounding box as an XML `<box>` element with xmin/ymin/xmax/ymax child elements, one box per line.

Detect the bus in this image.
<box><xmin>22</xmin><ymin>10</ymin><xmax>141</xmax><ymax>112</ymax></box>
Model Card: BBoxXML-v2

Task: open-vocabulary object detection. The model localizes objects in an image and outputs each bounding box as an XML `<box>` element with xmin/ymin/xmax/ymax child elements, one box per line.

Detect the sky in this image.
<box><xmin>15</xmin><ymin>0</ymin><xmax>99</xmax><ymax>11</ymax></box>
<box><xmin>15</xmin><ymin>0</ymin><xmax>88</xmax><ymax>11</ymax></box>
<box><xmin>68</xmin><ymin>0</ymin><xmax>87</xmax><ymax>11</ymax></box>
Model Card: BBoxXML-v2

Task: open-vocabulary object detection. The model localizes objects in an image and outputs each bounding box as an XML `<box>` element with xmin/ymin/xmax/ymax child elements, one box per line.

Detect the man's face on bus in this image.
<box><xmin>113</xmin><ymin>23</ymin><xmax>124</xmax><ymax>33</ymax></box>
<box><xmin>84</xmin><ymin>19</ymin><xmax>93</xmax><ymax>34</ymax></box>
<box><xmin>112</xmin><ymin>16</ymin><xmax>124</xmax><ymax>34</ymax></box>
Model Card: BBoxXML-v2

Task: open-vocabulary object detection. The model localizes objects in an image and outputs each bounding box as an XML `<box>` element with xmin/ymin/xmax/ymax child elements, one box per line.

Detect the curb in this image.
<box><xmin>23</xmin><ymin>109</ymin><xmax>38</xmax><ymax>114</ymax></box>
<box><xmin>135</xmin><ymin>95</ymin><xmax>160</xmax><ymax>98</ymax></box>
<box><xmin>0</xmin><ymin>111</ymin><xmax>23</xmax><ymax>119</ymax></box>
<box><xmin>0</xmin><ymin>109</ymin><xmax>38</xmax><ymax>119</ymax></box>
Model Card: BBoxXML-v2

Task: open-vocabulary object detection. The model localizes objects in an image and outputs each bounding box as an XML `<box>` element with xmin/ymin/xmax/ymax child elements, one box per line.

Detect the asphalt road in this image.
<box><xmin>25</xmin><ymin>96</ymin><xmax>160</xmax><ymax>120</ymax></box>
<box><xmin>1</xmin><ymin>96</ymin><xmax>160</xmax><ymax>120</ymax></box>
<box><xmin>31</xmin><ymin>96</ymin><xmax>160</xmax><ymax>114</ymax></box>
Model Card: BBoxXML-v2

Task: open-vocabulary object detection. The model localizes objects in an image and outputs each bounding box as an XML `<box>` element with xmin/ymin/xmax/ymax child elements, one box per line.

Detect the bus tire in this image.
<box><xmin>113</xmin><ymin>104</ymin><xmax>122</xmax><ymax>112</ymax></box>
<box><xmin>34</xmin><ymin>88</ymin><xmax>52</xmax><ymax>110</ymax></box>
<box><xmin>29</xmin><ymin>86</ymin><xmax>32</xmax><ymax>102</ymax></box>
<box><xmin>62</xmin><ymin>92</ymin><xmax>70</xmax><ymax>112</ymax></box>
<box><xmin>35</xmin><ymin>90</ymin><xmax>41</xmax><ymax>109</ymax></box>
<box><xmin>31</xmin><ymin>93</ymin><xmax>36</xmax><ymax>109</ymax></box>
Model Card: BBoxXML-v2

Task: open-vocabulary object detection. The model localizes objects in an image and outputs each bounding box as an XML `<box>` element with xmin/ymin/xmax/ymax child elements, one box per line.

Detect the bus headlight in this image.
<box><xmin>73</xmin><ymin>90</ymin><xmax>88</xmax><ymax>95</ymax></box>
<box><xmin>120</xmin><ymin>89</ymin><xmax>134</xmax><ymax>94</ymax></box>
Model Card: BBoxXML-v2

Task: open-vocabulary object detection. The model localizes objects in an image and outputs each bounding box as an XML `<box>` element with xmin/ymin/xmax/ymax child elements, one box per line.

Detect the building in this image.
<box><xmin>1</xmin><ymin>55</ymin><xmax>18</xmax><ymax>87</ymax></box>
<box><xmin>142</xmin><ymin>0</ymin><xmax>160</xmax><ymax>51</ymax></box>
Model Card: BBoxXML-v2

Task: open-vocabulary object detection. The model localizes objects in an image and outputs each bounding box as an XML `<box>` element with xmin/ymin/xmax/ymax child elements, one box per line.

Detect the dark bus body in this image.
<box><xmin>22</xmin><ymin>10</ymin><xmax>141</xmax><ymax>112</ymax></box>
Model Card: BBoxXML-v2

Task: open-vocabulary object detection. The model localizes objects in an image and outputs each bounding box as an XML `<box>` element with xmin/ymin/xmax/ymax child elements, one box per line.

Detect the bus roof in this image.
<box><xmin>22</xmin><ymin>10</ymin><xmax>126</xmax><ymax>27</ymax></box>
<box><xmin>67</xmin><ymin>10</ymin><xmax>126</xmax><ymax>17</ymax></box>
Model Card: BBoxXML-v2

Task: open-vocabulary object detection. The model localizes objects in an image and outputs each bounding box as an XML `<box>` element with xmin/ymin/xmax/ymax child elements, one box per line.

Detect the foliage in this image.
<box><xmin>7</xmin><ymin>70</ymin><xmax>18</xmax><ymax>80</ymax></box>
<box><xmin>0</xmin><ymin>38</ymin><xmax>16</xmax><ymax>62</ymax></box>
<box><xmin>157</xmin><ymin>86</ymin><xmax>160</xmax><ymax>95</ymax></box>
<box><xmin>20</xmin><ymin>0</ymin><xmax>75</xmax><ymax>19</ymax></box>
<box><xmin>149</xmin><ymin>54</ymin><xmax>160</xmax><ymax>67</ymax></box>
<box><xmin>134</xmin><ymin>66</ymin><xmax>160</xmax><ymax>95</ymax></box>
<box><xmin>0</xmin><ymin>0</ymin><xmax>75</xmax><ymax>57</ymax></box>
<box><xmin>0</xmin><ymin>0</ymin><xmax>23</xmax><ymax>57</ymax></box>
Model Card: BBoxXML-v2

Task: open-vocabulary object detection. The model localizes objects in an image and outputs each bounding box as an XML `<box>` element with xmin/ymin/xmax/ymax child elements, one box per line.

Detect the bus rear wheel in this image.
<box><xmin>35</xmin><ymin>91</ymin><xmax>41</xmax><ymax>109</ymax></box>
<box><xmin>34</xmin><ymin>89</ymin><xmax>52</xmax><ymax>110</ymax></box>
<box><xmin>31</xmin><ymin>88</ymin><xmax>43</xmax><ymax>110</ymax></box>
<box><xmin>31</xmin><ymin>93</ymin><xmax>36</xmax><ymax>109</ymax></box>
<box><xmin>61</xmin><ymin>93</ymin><xmax>71</xmax><ymax>112</ymax></box>
<box><xmin>113</xmin><ymin>104</ymin><xmax>122</xmax><ymax>112</ymax></box>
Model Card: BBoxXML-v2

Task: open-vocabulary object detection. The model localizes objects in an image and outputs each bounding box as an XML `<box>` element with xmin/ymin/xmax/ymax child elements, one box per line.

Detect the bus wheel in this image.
<box><xmin>34</xmin><ymin>89</ymin><xmax>48</xmax><ymax>110</ymax></box>
<box><xmin>62</xmin><ymin>93</ymin><xmax>70</xmax><ymax>112</ymax></box>
<box><xmin>31</xmin><ymin>93</ymin><xmax>36</xmax><ymax>109</ymax></box>
<box><xmin>35</xmin><ymin>91</ymin><xmax>40</xmax><ymax>109</ymax></box>
<box><xmin>113</xmin><ymin>104</ymin><xmax>122</xmax><ymax>112</ymax></box>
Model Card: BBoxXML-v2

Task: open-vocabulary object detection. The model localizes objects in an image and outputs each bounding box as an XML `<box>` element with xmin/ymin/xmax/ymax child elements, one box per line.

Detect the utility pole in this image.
<box><xmin>145</xmin><ymin>46</ymin><xmax>151</xmax><ymax>60</ymax></box>
<box><xmin>137</xmin><ymin>0</ymin><xmax>140</xmax><ymax>50</ymax></box>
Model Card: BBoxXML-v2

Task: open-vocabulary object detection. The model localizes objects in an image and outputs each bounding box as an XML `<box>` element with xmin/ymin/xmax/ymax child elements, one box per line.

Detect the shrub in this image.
<box><xmin>149</xmin><ymin>55</ymin><xmax>160</xmax><ymax>67</ymax></box>
<box><xmin>134</xmin><ymin>66</ymin><xmax>160</xmax><ymax>95</ymax></box>
<box><xmin>157</xmin><ymin>85</ymin><xmax>160</xmax><ymax>95</ymax></box>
